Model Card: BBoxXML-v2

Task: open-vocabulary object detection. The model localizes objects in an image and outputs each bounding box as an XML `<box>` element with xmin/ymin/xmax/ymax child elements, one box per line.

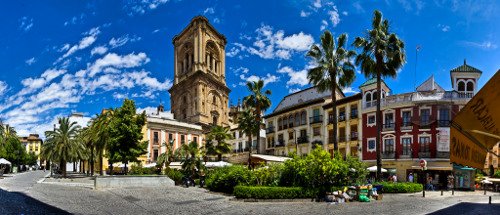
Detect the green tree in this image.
<box><xmin>90</xmin><ymin>110</ymin><xmax>114</xmax><ymax>175</ymax></box>
<box><xmin>205</xmin><ymin>125</ymin><xmax>232</xmax><ymax>161</ymax></box>
<box><xmin>24</xmin><ymin>152</ymin><xmax>39</xmax><ymax>166</ymax></box>
<box><xmin>157</xmin><ymin>140</ymin><xmax>175</xmax><ymax>170</ymax></box>
<box><xmin>237</xmin><ymin>108</ymin><xmax>259</xmax><ymax>168</ymax></box>
<box><xmin>177</xmin><ymin>141</ymin><xmax>203</xmax><ymax>179</ymax></box>
<box><xmin>42</xmin><ymin>117</ymin><xmax>85</xmax><ymax>178</ymax></box>
<box><xmin>78</xmin><ymin>127</ymin><xmax>95</xmax><ymax>175</ymax></box>
<box><xmin>307</xmin><ymin>31</ymin><xmax>356</xmax><ymax>152</ymax></box>
<box><xmin>1</xmin><ymin>137</ymin><xmax>26</xmax><ymax>167</ymax></box>
<box><xmin>243</xmin><ymin>80</ymin><xmax>271</xmax><ymax>154</ymax></box>
<box><xmin>353</xmin><ymin>10</ymin><xmax>406</xmax><ymax>181</ymax></box>
<box><xmin>106</xmin><ymin>99</ymin><xmax>147</xmax><ymax>174</ymax></box>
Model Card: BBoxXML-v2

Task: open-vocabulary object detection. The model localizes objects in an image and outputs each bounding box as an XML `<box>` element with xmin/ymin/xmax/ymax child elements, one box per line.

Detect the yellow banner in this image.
<box><xmin>450</xmin><ymin>127</ymin><xmax>487</xmax><ymax>169</ymax></box>
<box><xmin>450</xmin><ymin>70</ymin><xmax>500</xmax><ymax>168</ymax></box>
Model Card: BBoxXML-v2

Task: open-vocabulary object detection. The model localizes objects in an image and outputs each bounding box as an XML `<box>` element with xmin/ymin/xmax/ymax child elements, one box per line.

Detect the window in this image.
<box><xmin>419</xmin><ymin>136</ymin><xmax>430</xmax><ymax>152</ymax></box>
<box><xmin>233</xmin><ymin>132</ymin><xmax>237</xmax><ymax>138</ymax></box>
<box><xmin>289</xmin><ymin>131</ymin><xmax>294</xmax><ymax>141</ymax></box>
<box><xmin>313</xmin><ymin>109</ymin><xmax>320</xmax><ymax>117</ymax></box>
<box><xmin>402</xmin><ymin>137</ymin><xmax>412</xmax><ymax>155</ymax></box>
<box><xmin>153</xmin><ymin>132</ymin><xmax>159</xmax><ymax>144</ymax></box>
<box><xmin>301</xmin><ymin>111</ymin><xmax>307</xmax><ymax>125</ymax></box>
<box><xmin>420</xmin><ymin>109</ymin><xmax>430</xmax><ymax>125</ymax></box>
<box><xmin>439</xmin><ymin>108</ymin><xmax>450</xmax><ymax>127</ymax></box>
<box><xmin>193</xmin><ymin>137</ymin><xmax>198</xmax><ymax>143</ymax></box>
<box><xmin>313</xmin><ymin>127</ymin><xmax>321</xmax><ymax>136</ymax></box>
<box><xmin>238</xmin><ymin>142</ymin><xmax>243</xmax><ymax>151</ymax></box>
<box><xmin>283</xmin><ymin>117</ymin><xmax>288</xmax><ymax>129</ymax></box>
<box><xmin>288</xmin><ymin>115</ymin><xmax>294</xmax><ymax>127</ymax></box>
<box><xmin>153</xmin><ymin>149</ymin><xmax>159</xmax><ymax>162</ymax></box>
<box><xmin>466</xmin><ymin>82</ymin><xmax>474</xmax><ymax>91</ymax></box>
<box><xmin>384</xmin><ymin>113</ymin><xmax>394</xmax><ymax>129</ymax></box>
<box><xmin>368</xmin><ymin>139</ymin><xmax>376</xmax><ymax>151</ymax></box>
<box><xmin>368</xmin><ymin>115</ymin><xmax>376</xmax><ymax>124</ymax></box>
<box><xmin>458</xmin><ymin>81</ymin><xmax>465</xmax><ymax>91</ymax></box>
<box><xmin>402</xmin><ymin>111</ymin><xmax>412</xmax><ymax>127</ymax></box>
<box><xmin>384</xmin><ymin>138</ymin><xmax>394</xmax><ymax>153</ymax></box>
<box><xmin>339</xmin><ymin>107</ymin><xmax>346</xmax><ymax>121</ymax></box>
<box><xmin>351</xmin><ymin>106</ymin><xmax>358</xmax><ymax>118</ymax></box>
<box><xmin>181</xmin><ymin>135</ymin><xmax>185</xmax><ymax>144</ymax></box>
<box><xmin>168</xmin><ymin>133</ymin><xmax>173</xmax><ymax>141</ymax></box>
<box><xmin>278</xmin><ymin>134</ymin><xmax>284</xmax><ymax>141</ymax></box>
<box><xmin>278</xmin><ymin>118</ymin><xmax>283</xmax><ymax>130</ymax></box>
<box><xmin>300</xmin><ymin>129</ymin><xmax>307</xmax><ymax>138</ymax></box>
<box><xmin>294</xmin><ymin>113</ymin><xmax>300</xmax><ymax>126</ymax></box>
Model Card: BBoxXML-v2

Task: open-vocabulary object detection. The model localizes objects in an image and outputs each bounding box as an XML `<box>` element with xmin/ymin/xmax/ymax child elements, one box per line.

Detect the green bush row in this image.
<box><xmin>233</xmin><ymin>186</ymin><xmax>315</xmax><ymax>199</ymax></box>
<box><xmin>129</xmin><ymin>165</ymin><xmax>161</xmax><ymax>175</ymax></box>
<box><xmin>205</xmin><ymin>165</ymin><xmax>255</xmax><ymax>193</ymax></box>
<box><xmin>378</xmin><ymin>182</ymin><xmax>423</xmax><ymax>193</ymax></box>
<box><xmin>165</xmin><ymin>168</ymin><xmax>184</xmax><ymax>185</ymax></box>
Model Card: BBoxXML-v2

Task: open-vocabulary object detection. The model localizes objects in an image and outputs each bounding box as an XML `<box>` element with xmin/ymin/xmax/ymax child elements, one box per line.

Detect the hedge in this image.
<box><xmin>233</xmin><ymin>186</ymin><xmax>316</xmax><ymax>199</ymax></box>
<box><xmin>378</xmin><ymin>182</ymin><xmax>423</xmax><ymax>193</ymax></box>
<box><xmin>205</xmin><ymin>165</ymin><xmax>255</xmax><ymax>193</ymax></box>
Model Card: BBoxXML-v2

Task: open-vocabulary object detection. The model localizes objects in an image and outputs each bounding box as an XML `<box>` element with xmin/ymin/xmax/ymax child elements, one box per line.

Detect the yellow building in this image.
<box><xmin>484</xmin><ymin>142</ymin><xmax>500</xmax><ymax>175</ymax></box>
<box><xmin>323</xmin><ymin>93</ymin><xmax>363</xmax><ymax>158</ymax></box>
<box><xmin>19</xmin><ymin>134</ymin><xmax>43</xmax><ymax>162</ymax></box>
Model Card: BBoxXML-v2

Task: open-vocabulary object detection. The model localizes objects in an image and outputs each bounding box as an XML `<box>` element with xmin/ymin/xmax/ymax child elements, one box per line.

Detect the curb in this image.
<box><xmin>36</xmin><ymin>172</ymin><xmax>51</xmax><ymax>184</ymax></box>
<box><xmin>40</xmin><ymin>181</ymin><xmax>95</xmax><ymax>189</ymax></box>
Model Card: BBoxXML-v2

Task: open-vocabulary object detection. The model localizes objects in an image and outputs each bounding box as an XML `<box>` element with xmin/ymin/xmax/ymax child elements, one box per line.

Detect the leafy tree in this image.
<box><xmin>345</xmin><ymin>155</ymin><xmax>369</xmax><ymax>185</ymax></box>
<box><xmin>177</xmin><ymin>141</ymin><xmax>204</xmax><ymax>179</ymax></box>
<box><xmin>157</xmin><ymin>140</ymin><xmax>175</xmax><ymax>170</ymax></box>
<box><xmin>237</xmin><ymin>108</ymin><xmax>259</xmax><ymax>168</ymax></box>
<box><xmin>89</xmin><ymin>110</ymin><xmax>114</xmax><ymax>175</ymax></box>
<box><xmin>1</xmin><ymin>137</ymin><xmax>26</xmax><ymax>166</ymax></box>
<box><xmin>353</xmin><ymin>10</ymin><xmax>406</xmax><ymax>181</ymax></box>
<box><xmin>106</xmin><ymin>99</ymin><xmax>147</xmax><ymax>174</ymax></box>
<box><xmin>24</xmin><ymin>152</ymin><xmax>39</xmax><ymax>166</ymax></box>
<box><xmin>243</xmin><ymin>80</ymin><xmax>271</xmax><ymax>154</ymax></box>
<box><xmin>42</xmin><ymin>117</ymin><xmax>85</xmax><ymax>178</ymax></box>
<box><xmin>307</xmin><ymin>31</ymin><xmax>356</xmax><ymax>152</ymax></box>
<box><xmin>205</xmin><ymin>125</ymin><xmax>232</xmax><ymax>161</ymax></box>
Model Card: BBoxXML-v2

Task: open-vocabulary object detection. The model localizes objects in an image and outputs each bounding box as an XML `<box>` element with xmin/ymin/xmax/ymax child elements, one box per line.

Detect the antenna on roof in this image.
<box><xmin>415</xmin><ymin>45</ymin><xmax>421</xmax><ymax>91</ymax></box>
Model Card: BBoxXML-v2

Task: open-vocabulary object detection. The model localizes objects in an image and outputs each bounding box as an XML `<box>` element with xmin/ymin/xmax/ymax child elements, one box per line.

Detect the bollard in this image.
<box><xmin>484</xmin><ymin>188</ymin><xmax>486</xmax><ymax>195</ymax></box>
<box><xmin>441</xmin><ymin>190</ymin><xmax>443</xmax><ymax>196</ymax></box>
<box><xmin>489</xmin><ymin>196</ymin><xmax>492</xmax><ymax>204</ymax></box>
<box><xmin>452</xmin><ymin>189</ymin><xmax>454</xmax><ymax>195</ymax></box>
<box><xmin>423</xmin><ymin>189</ymin><xmax>425</xmax><ymax>198</ymax></box>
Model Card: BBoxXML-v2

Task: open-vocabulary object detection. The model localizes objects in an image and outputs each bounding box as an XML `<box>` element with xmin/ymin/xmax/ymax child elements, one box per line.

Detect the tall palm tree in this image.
<box><xmin>353</xmin><ymin>10</ymin><xmax>406</xmax><ymax>181</ymax></box>
<box><xmin>79</xmin><ymin>127</ymin><xmax>95</xmax><ymax>175</ymax></box>
<box><xmin>205</xmin><ymin>125</ymin><xmax>232</xmax><ymax>161</ymax></box>
<box><xmin>243</xmin><ymin>80</ymin><xmax>271</xmax><ymax>154</ymax></box>
<box><xmin>177</xmin><ymin>141</ymin><xmax>203</xmax><ymax>179</ymax></box>
<box><xmin>90</xmin><ymin>110</ymin><xmax>114</xmax><ymax>175</ymax></box>
<box><xmin>42</xmin><ymin>117</ymin><xmax>85</xmax><ymax>178</ymax></box>
<box><xmin>307</xmin><ymin>31</ymin><xmax>356</xmax><ymax>153</ymax></box>
<box><xmin>237</xmin><ymin>108</ymin><xmax>259</xmax><ymax>168</ymax></box>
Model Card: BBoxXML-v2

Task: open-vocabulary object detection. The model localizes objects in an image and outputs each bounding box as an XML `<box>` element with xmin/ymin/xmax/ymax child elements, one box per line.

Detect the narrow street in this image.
<box><xmin>1</xmin><ymin>171</ymin><xmax>500</xmax><ymax>215</ymax></box>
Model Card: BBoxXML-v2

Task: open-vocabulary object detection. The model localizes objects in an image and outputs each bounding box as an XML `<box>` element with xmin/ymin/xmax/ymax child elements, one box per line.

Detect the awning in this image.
<box><xmin>410</xmin><ymin>166</ymin><xmax>452</xmax><ymax>171</ymax></box>
<box><xmin>0</xmin><ymin>158</ymin><xmax>12</xmax><ymax>165</ymax></box>
<box><xmin>251</xmin><ymin>154</ymin><xmax>291</xmax><ymax>162</ymax></box>
<box><xmin>367</xmin><ymin>166</ymin><xmax>387</xmax><ymax>172</ymax></box>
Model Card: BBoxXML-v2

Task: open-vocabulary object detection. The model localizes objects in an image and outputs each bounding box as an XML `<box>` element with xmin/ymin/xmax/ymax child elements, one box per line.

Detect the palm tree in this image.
<box><xmin>307</xmin><ymin>31</ymin><xmax>356</xmax><ymax>153</ymax></box>
<box><xmin>157</xmin><ymin>140</ymin><xmax>175</xmax><ymax>171</ymax></box>
<box><xmin>353</xmin><ymin>10</ymin><xmax>406</xmax><ymax>181</ymax></box>
<box><xmin>90</xmin><ymin>110</ymin><xmax>114</xmax><ymax>175</ymax></box>
<box><xmin>79</xmin><ymin>127</ymin><xmax>95</xmax><ymax>175</ymax></box>
<box><xmin>205</xmin><ymin>125</ymin><xmax>232</xmax><ymax>161</ymax></box>
<box><xmin>177</xmin><ymin>141</ymin><xmax>203</xmax><ymax>180</ymax></box>
<box><xmin>237</xmin><ymin>108</ymin><xmax>259</xmax><ymax>168</ymax></box>
<box><xmin>42</xmin><ymin>117</ymin><xmax>85</xmax><ymax>178</ymax></box>
<box><xmin>243</xmin><ymin>80</ymin><xmax>271</xmax><ymax>154</ymax></box>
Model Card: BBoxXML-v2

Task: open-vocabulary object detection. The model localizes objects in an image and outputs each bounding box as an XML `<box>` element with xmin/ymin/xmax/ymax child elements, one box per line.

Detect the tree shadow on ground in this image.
<box><xmin>428</xmin><ymin>202</ymin><xmax>500</xmax><ymax>215</ymax></box>
<box><xmin>0</xmin><ymin>188</ymin><xmax>70</xmax><ymax>214</ymax></box>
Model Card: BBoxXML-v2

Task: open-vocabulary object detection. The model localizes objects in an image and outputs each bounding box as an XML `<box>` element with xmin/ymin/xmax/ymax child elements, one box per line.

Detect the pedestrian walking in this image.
<box><xmin>408</xmin><ymin>173</ymin><xmax>414</xmax><ymax>183</ymax></box>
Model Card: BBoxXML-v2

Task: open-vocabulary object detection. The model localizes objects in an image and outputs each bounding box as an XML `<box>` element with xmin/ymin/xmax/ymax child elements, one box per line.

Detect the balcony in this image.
<box><xmin>437</xmin><ymin>120</ymin><xmax>450</xmax><ymax>127</ymax></box>
<box><xmin>364</xmin><ymin>101</ymin><xmax>378</xmax><ymax>109</ymax></box>
<box><xmin>382</xmin><ymin>123</ymin><xmax>395</xmax><ymax>131</ymax></box>
<box><xmin>350</xmin><ymin>132</ymin><xmax>358</xmax><ymax>141</ymax></box>
<box><xmin>153</xmin><ymin>140</ymin><xmax>160</xmax><ymax>146</ymax></box>
<box><xmin>328</xmin><ymin>115</ymin><xmax>334</xmax><ymax>124</ymax></box>
<box><xmin>266</xmin><ymin>126</ymin><xmax>275</xmax><ymax>134</ymax></box>
<box><xmin>379</xmin><ymin>91</ymin><xmax>473</xmax><ymax>109</ymax></box>
<box><xmin>419</xmin><ymin>121</ymin><xmax>432</xmax><ymax>129</ymax></box>
<box><xmin>401</xmin><ymin>122</ymin><xmax>413</xmax><ymax>130</ymax></box>
<box><xmin>382</xmin><ymin>152</ymin><xmax>395</xmax><ymax>159</ymax></box>
<box><xmin>328</xmin><ymin>137</ymin><xmax>335</xmax><ymax>144</ymax></box>
<box><xmin>297</xmin><ymin>136</ymin><xmax>309</xmax><ymax>144</ymax></box>
<box><xmin>309</xmin><ymin>115</ymin><xmax>323</xmax><ymax>124</ymax></box>
<box><xmin>338</xmin><ymin>114</ymin><xmax>346</xmax><ymax>122</ymax></box>
<box><xmin>267</xmin><ymin>142</ymin><xmax>275</xmax><ymax>148</ymax></box>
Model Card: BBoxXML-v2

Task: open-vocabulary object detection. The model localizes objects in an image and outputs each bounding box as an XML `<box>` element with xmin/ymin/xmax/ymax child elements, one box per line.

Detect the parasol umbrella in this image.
<box><xmin>367</xmin><ymin>166</ymin><xmax>387</xmax><ymax>173</ymax></box>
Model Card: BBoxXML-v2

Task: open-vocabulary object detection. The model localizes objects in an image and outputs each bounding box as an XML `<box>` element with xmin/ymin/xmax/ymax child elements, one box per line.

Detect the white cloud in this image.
<box><xmin>277</xmin><ymin>66</ymin><xmax>309</xmax><ymax>87</ymax></box>
<box><xmin>461</xmin><ymin>41</ymin><xmax>498</xmax><ymax>50</ymax></box>
<box><xmin>300</xmin><ymin>10</ymin><xmax>310</xmax><ymax>17</ymax></box>
<box><xmin>0</xmin><ymin>81</ymin><xmax>7</xmax><ymax>96</ymax></box>
<box><xmin>397</xmin><ymin>0</ymin><xmax>425</xmax><ymax>14</ymax></box>
<box><xmin>213</xmin><ymin>18</ymin><xmax>221</xmax><ymax>24</ymax></box>
<box><xmin>229</xmin><ymin>25</ymin><xmax>314</xmax><ymax>60</ymax></box>
<box><xmin>437</xmin><ymin>24</ymin><xmax>450</xmax><ymax>32</ymax></box>
<box><xmin>239</xmin><ymin>73</ymin><xmax>279</xmax><ymax>86</ymax></box>
<box><xmin>352</xmin><ymin>1</ymin><xmax>365</xmax><ymax>13</ymax></box>
<box><xmin>342</xmin><ymin>87</ymin><xmax>359</xmax><ymax>94</ymax></box>
<box><xmin>328</xmin><ymin>6</ymin><xmax>340</xmax><ymax>27</ymax></box>
<box><xmin>233</xmin><ymin>67</ymin><xmax>249</xmax><ymax>75</ymax></box>
<box><xmin>60</xmin><ymin>27</ymin><xmax>100</xmax><ymax>59</ymax></box>
<box><xmin>19</xmin><ymin>16</ymin><xmax>34</xmax><ymax>32</ymax></box>
<box><xmin>91</xmin><ymin>46</ymin><xmax>108</xmax><ymax>55</ymax></box>
<box><xmin>204</xmin><ymin>7</ymin><xmax>215</xmax><ymax>15</ymax></box>
<box><xmin>342</xmin><ymin>11</ymin><xmax>348</xmax><ymax>16</ymax></box>
<box><xmin>320</xmin><ymin>20</ymin><xmax>328</xmax><ymax>31</ymax></box>
<box><xmin>313</xmin><ymin>0</ymin><xmax>322</xmax><ymax>8</ymax></box>
<box><xmin>88</xmin><ymin>52</ymin><xmax>150</xmax><ymax>77</ymax></box>
<box><xmin>64</xmin><ymin>13</ymin><xmax>86</xmax><ymax>26</ymax></box>
<box><xmin>25</xmin><ymin>57</ymin><xmax>36</xmax><ymax>65</ymax></box>
<box><xmin>289</xmin><ymin>88</ymin><xmax>301</xmax><ymax>93</ymax></box>
<box><xmin>125</xmin><ymin>0</ymin><xmax>169</xmax><ymax>15</ymax></box>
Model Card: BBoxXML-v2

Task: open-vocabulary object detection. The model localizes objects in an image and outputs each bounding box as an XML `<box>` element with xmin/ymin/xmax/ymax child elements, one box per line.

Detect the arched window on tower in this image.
<box><xmin>458</xmin><ymin>81</ymin><xmax>465</xmax><ymax>91</ymax></box>
<box><xmin>466</xmin><ymin>82</ymin><xmax>474</xmax><ymax>92</ymax></box>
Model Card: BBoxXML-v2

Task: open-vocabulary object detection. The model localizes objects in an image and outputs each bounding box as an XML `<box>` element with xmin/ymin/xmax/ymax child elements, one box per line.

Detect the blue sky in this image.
<box><xmin>0</xmin><ymin>0</ymin><xmax>499</xmax><ymax>136</ymax></box>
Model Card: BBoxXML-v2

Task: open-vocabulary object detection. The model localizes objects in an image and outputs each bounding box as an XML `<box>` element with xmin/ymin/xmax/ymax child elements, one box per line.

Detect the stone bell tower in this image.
<box><xmin>169</xmin><ymin>16</ymin><xmax>231</xmax><ymax>131</ymax></box>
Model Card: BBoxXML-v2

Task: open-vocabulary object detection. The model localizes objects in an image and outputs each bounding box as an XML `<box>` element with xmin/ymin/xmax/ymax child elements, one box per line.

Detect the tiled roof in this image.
<box><xmin>450</xmin><ymin>60</ymin><xmax>482</xmax><ymax>74</ymax></box>
<box><xmin>359</xmin><ymin>77</ymin><xmax>389</xmax><ymax>88</ymax></box>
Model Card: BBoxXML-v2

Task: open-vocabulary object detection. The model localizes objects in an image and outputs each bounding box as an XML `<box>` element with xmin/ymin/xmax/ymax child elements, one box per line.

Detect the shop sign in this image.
<box><xmin>437</xmin><ymin>128</ymin><xmax>450</xmax><ymax>152</ymax></box>
<box><xmin>450</xmin><ymin>126</ymin><xmax>487</xmax><ymax>169</ymax></box>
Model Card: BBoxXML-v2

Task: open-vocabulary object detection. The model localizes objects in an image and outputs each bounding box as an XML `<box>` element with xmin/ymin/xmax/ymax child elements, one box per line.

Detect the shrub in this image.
<box><xmin>165</xmin><ymin>168</ymin><xmax>184</xmax><ymax>185</ymax></box>
<box><xmin>205</xmin><ymin>165</ymin><xmax>255</xmax><ymax>193</ymax></box>
<box><xmin>253</xmin><ymin>163</ymin><xmax>283</xmax><ymax>186</ymax></box>
<box><xmin>378</xmin><ymin>182</ymin><xmax>423</xmax><ymax>193</ymax></box>
<box><xmin>233</xmin><ymin>186</ymin><xmax>315</xmax><ymax>199</ymax></box>
<box><xmin>493</xmin><ymin>170</ymin><xmax>500</xmax><ymax>178</ymax></box>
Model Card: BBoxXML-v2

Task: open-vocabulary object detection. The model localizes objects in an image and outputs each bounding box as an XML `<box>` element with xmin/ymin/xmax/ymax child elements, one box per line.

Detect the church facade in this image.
<box><xmin>169</xmin><ymin>16</ymin><xmax>231</xmax><ymax>132</ymax></box>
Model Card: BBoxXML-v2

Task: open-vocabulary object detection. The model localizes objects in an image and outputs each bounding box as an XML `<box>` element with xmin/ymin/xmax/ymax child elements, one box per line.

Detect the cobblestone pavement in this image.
<box><xmin>1</xmin><ymin>171</ymin><xmax>500</xmax><ymax>215</ymax></box>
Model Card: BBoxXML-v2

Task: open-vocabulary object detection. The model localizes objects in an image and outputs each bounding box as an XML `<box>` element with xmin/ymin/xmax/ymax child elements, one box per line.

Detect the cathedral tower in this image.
<box><xmin>169</xmin><ymin>16</ymin><xmax>231</xmax><ymax>131</ymax></box>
